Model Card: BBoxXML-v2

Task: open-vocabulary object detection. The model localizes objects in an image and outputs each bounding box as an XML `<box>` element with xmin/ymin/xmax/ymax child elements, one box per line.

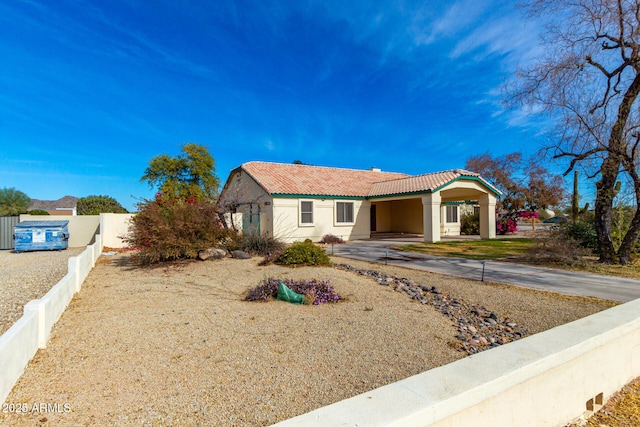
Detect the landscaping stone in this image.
<box><xmin>335</xmin><ymin>263</ymin><xmax>530</xmax><ymax>355</ymax></box>
<box><xmin>197</xmin><ymin>248</ymin><xmax>227</xmax><ymax>261</ymax></box>
<box><xmin>230</xmin><ymin>250</ymin><xmax>251</xmax><ymax>259</ymax></box>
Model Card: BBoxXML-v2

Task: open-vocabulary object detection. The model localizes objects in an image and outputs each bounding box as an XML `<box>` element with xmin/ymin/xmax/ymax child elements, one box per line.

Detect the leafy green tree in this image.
<box><xmin>141</xmin><ymin>143</ymin><xmax>220</xmax><ymax>203</ymax></box>
<box><xmin>0</xmin><ymin>187</ymin><xmax>31</xmax><ymax>216</ymax></box>
<box><xmin>77</xmin><ymin>195</ymin><xmax>128</xmax><ymax>215</ymax></box>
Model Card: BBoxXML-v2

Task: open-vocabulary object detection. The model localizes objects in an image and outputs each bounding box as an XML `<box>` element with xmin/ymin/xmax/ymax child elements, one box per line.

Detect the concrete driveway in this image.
<box><xmin>329</xmin><ymin>239</ymin><xmax>640</xmax><ymax>303</ymax></box>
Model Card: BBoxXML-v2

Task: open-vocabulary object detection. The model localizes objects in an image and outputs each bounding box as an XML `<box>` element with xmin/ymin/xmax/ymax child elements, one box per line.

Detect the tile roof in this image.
<box><xmin>240</xmin><ymin>162</ymin><xmax>409</xmax><ymax>197</ymax></box>
<box><xmin>237</xmin><ymin>162</ymin><xmax>499</xmax><ymax>198</ymax></box>
<box><xmin>368</xmin><ymin>169</ymin><xmax>485</xmax><ymax>196</ymax></box>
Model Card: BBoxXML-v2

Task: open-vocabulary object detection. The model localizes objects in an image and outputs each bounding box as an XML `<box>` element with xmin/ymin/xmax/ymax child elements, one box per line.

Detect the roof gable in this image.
<box><xmin>369</xmin><ymin>169</ymin><xmax>500</xmax><ymax>197</ymax></box>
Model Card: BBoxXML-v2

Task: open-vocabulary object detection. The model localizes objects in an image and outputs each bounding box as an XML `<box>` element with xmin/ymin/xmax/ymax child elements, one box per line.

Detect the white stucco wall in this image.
<box><xmin>20</xmin><ymin>214</ymin><xmax>100</xmax><ymax>247</ymax></box>
<box><xmin>100</xmin><ymin>213</ymin><xmax>135</xmax><ymax>248</ymax></box>
<box><xmin>272</xmin><ymin>198</ymin><xmax>370</xmax><ymax>242</ymax></box>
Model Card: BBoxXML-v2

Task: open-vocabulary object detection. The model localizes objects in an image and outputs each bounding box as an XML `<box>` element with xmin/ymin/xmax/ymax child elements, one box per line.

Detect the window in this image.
<box><xmin>300</xmin><ymin>201</ymin><xmax>313</xmax><ymax>224</ymax></box>
<box><xmin>446</xmin><ymin>205</ymin><xmax>458</xmax><ymax>223</ymax></box>
<box><xmin>336</xmin><ymin>202</ymin><xmax>354</xmax><ymax>223</ymax></box>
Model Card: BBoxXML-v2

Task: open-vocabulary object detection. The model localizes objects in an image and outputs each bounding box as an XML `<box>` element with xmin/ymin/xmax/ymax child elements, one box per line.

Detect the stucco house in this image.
<box><xmin>218</xmin><ymin>161</ymin><xmax>501</xmax><ymax>243</ymax></box>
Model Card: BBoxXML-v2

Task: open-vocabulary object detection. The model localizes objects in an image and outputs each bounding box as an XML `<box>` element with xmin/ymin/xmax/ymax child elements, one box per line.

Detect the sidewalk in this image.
<box><xmin>330</xmin><ymin>240</ymin><xmax>640</xmax><ymax>303</ymax></box>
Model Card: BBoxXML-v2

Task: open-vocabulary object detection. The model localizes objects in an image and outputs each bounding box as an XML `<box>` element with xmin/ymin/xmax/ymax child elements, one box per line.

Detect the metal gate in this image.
<box><xmin>0</xmin><ymin>216</ymin><xmax>20</xmax><ymax>250</ymax></box>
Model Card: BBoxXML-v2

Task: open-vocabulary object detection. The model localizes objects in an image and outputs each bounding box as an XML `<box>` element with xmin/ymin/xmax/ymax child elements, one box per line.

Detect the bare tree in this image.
<box><xmin>511</xmin><ymin>0</ymin><xmax>640</xmax><ymax>264</ymax></box>
<box><xmin>466</xmin><ymin>152</ymin><xmax>565</xmax><ymax>213</ymax></box>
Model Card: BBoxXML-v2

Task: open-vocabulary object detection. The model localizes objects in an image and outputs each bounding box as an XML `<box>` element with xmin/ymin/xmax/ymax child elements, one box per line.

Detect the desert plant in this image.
<box><xmin>561</xmin><ymin>220</ymin><xmax>598</xmax><ymax>253</ymax></box>
<box><xmin>244</xmin><ymin>278</ymin><xmax>341</xmax><ymax>305</ymax></box>
<box><xmin>277</xmin><ymin>241</ymin><xmax>331</xmax><ymax>266</ymax></box>
<box><xmin>320</xmin><ymin>234</ymin><xmax>344</xmax><ymax>244</ymax></box>
<box><xmin>240</xmin><ymin>234</ymin><xmax>285</xmax><ymax>256</ymax></box>
<box><xmin>124</xmin><ymin>199</ymin><xmax>235</xmax><ymax>264</ymax></box>
<box><xmin>460</xmin><ymin>212</ymin><xmax>479</xmax><ymax>235</ymax></box>
<box><xmin>528</xmin><ymin>230</ymin><xmax>591</xmax><ymax>266</ymax></box>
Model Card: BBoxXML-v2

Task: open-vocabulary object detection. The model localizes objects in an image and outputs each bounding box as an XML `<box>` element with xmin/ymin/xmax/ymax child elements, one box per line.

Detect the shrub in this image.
<box><xmin>244</xmin><ymin>278</ymin><xmax>341</xmax><ymax>305</ymax></box>
<box><xmin>561</xmin><ymin>220</ymin><xmax>598</xmax><ymax>253</ymax></box>
<box><xmin>460</xmin><ymin>212</ymin><xmax>479</xmax><ymax>235</ymax></box>
<box><xmin>527</xmin><ymin>230</ymin><xmax>591</xmax><ymax>266</ymax></box>
<box><xmin>124</xmin><ymin>199</ymin><xmax>235</xmax><ymax>264</ymax></box>
<box><xmin>497</xmin><ymin>215</ymin><xmax>518</xmax><ymax>234</ymax></box>
<box><xmin>320</xmin><ymin>234</ymin><xmax>344</xmax><ymax>244</ymax></box>
<box><xmin>27</xmin><ymin>209</ymin><xmax>49</xmax><ymax>215</ymax></box>
<box><xmin>277</xmin><ymin>241</ymin><xmax>331</xmax><ymax>266</ymax></box>
<box><xmin>240</xmin><ymin>234</ymin><xmax>285</xmax><ymax>255</ymax></box>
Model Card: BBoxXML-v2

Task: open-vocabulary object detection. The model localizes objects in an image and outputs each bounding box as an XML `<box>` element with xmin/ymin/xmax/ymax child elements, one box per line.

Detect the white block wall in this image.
<box><xmin>272</xmin><ymin>298</ymin><xmax>640</xmax><ymax>427</ymax></box>
<box><xmin>0</xmin><ymin>235</ymin><xmax>102</xmax><ymax>403</ymax></box>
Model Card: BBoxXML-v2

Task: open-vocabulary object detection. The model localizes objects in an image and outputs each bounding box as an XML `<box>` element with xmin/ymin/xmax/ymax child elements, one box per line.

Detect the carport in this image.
<box><xmin>367</xmin><ymin>170</ymin><xmax>500</xmax><ymax>243</ymax></box>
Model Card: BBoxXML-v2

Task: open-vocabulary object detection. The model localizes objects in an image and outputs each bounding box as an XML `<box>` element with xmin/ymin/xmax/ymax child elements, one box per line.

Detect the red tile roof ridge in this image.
<box><xmin>240</xmin><ymin>160</ymin><xmax>408</xmax><ymax>176</ymax></box>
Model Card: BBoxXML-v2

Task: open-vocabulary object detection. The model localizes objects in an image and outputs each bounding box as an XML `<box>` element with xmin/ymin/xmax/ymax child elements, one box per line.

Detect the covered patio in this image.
<box><xmin>367</xmin><ymin>171</ymin><xmax>500</xmax><ymax>243</ymax></box>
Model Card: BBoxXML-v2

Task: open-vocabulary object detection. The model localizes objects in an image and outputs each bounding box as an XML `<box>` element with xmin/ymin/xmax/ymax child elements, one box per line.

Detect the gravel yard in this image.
<box><xmin>0</xmin><ymin>252</ymin><xmax>616</xmax><ymax>426</ymax></box>
<box><xmin>0</xmin><ymin>248</ymin><xmax>85</xmax><ymax>336</ymax></box>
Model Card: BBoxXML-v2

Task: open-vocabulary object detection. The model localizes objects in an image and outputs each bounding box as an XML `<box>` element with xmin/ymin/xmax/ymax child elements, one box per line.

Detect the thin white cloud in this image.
<box><xmin>411</xmin><ymin>0</ymin><xmax>489</xmax><ymax>46</ymax></box>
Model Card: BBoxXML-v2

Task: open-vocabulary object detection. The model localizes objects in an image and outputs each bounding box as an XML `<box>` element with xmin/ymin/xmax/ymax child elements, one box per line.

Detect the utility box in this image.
<box><xmin>14</xmin><ymin>220</ymin><xmax>70</xmax><ymax>252</ymax></box>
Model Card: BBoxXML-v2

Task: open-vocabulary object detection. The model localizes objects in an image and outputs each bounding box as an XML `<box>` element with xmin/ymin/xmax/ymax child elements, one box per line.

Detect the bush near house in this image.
<box><xmin>240</xmin><ymin>234</ymin><xmax>286</xmax><ymax>256</ymax></box>
<box><xmin>125</xmin><ymin>198</ymin><xmax>234</xmax><ymax>264</ymax></box>
<box><xmin>460</xmin><ymin>212</ymin><xmax>479</xmax><ymax>235</ymax></box>
<box><xmin>320</xmin><ymin>234</ymin><xmax>344</xmax><ymax>244</ymax></box>
<box><xmin>276</xmin><ymin>241</ymin><xmax>331</xmax><ymax>266</ymax></box>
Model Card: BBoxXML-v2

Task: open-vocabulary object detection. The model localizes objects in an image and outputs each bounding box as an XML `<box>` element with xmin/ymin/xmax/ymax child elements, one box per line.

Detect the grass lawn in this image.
<box><xmin>394</xmin><ymin>238</ymin><xmax>535</xmax><ymax>260</ymax></box>
<box><xmin>395</xmin><ymin>238</ymin><xmax>640</xmax><ymax>280</ymax></box>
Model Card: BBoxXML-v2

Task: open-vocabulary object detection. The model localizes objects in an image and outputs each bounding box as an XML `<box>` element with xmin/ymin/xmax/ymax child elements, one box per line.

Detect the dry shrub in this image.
<box><xmin>125</xmin><ymin>200</ymin><xmax>235</xmax><ymax>264</ymax></box>
<box><xmin>528</xmin><ymin>230</ymin><xmax>591</xmax><ymax>266</ymax></box>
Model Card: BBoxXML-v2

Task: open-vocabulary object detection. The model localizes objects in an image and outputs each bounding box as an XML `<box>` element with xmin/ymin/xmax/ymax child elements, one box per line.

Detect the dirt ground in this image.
<box><xmin>0</xmin><ymin>253</ymin><xmax>616</xmax><ymax>426</ymax></box>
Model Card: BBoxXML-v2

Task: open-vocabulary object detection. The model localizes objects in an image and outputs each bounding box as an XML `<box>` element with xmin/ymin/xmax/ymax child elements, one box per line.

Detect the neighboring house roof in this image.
<box><xmin>29</xmin><ymin>196</ymin><xmax>78</xmax><ymax>210</ymax></box>
<box><xmin>231</xmin><ymin>162</ymin><xmax>500</xmax><ymax>198</ymax></box>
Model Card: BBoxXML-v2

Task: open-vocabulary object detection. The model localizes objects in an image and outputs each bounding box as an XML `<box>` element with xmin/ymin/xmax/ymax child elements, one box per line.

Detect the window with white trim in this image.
<box><xmin>445</xmin><ymin>205</ymin><xmax>458</xmax><ymax>223</ymax></box>
<box><xmin>300</xmin><ymin>200</ymin><xmax>313</xmax><ymax>224</ymax></box>
<box><xmin>336</xmin><ymin>201</ymin><xmax>354</xmax><ymax>223</ymax></box>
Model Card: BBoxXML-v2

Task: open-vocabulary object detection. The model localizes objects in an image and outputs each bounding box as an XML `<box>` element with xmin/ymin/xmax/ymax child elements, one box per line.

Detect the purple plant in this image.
<box><xmin>244</xmin><ymin>278</ymin><xmax>341</xmax><ymax>305</ymax></box>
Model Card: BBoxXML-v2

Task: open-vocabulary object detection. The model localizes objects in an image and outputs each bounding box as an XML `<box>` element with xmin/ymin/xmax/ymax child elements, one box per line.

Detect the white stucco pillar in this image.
<box><xmin>422</xmin><ymin>193</ymin><xmax>441</xmax><ymax>243</ymax></box>
<box><xmin>479</xmin><ymin>194</ymin><xmax>497</xmax><ymax>239</ymax></box>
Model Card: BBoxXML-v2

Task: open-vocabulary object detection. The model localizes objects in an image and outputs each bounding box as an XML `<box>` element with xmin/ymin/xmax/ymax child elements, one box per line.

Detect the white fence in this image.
<box><xmin>272</xmin><ymin>297</ymin><xmax>640</xmax><ymax>427</ymax></box>
<box><xmin>0</xmin><ymin>235</ymin><xmax>102</xmax><ymax>404</ymax></box>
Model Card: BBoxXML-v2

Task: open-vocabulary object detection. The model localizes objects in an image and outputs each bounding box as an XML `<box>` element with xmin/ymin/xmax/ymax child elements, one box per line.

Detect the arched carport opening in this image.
<box><xmin>368</xmin><ymin>173</ymin><xmax>499</xmax><ymax>243</ymax></box>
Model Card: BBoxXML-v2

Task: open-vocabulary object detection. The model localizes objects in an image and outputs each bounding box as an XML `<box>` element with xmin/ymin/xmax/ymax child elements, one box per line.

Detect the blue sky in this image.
<box><xmin>0</xmin><ymin>0</ymin><xmax>559</xmax><ymax>212</ymax></box>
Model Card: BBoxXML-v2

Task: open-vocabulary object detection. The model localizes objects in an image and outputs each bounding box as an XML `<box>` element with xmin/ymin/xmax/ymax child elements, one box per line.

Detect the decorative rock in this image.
<box><xmin>333</xmin><ymin>263</ymin><xmax>529</xmax><ymax>356</ymax></box>
<box><xmin>230</xmin><ymin>250</ymin><xmax>251</xmax><ymax>259</ymax></box>
<box><xmin>198</xmin><ymin>248</ymin><xmax>227</xmax><ymax>261</ymax></box>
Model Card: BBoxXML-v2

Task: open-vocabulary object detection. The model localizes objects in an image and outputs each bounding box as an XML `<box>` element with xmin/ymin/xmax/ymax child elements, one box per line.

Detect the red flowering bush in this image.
<box><xmin>125</xmin><ymin>198</ymin><xmax>235</xmax><ymax>264</ymax></box>
<box><xmin>517</xmin><ymin>211</ymin><xmax>539</xmax><ymax>220</ymax></box>
<box><xmin>497</xmin><ymin>215</ymin><xmax>518</xmax><ymax>234</ymax></box>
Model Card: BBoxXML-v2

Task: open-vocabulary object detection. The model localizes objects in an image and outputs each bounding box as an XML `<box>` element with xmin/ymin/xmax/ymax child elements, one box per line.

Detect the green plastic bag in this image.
<box><xmin>277</xmin><ymin>280</ymin><xmax>305</xmax><ymax>305</ymax></box>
